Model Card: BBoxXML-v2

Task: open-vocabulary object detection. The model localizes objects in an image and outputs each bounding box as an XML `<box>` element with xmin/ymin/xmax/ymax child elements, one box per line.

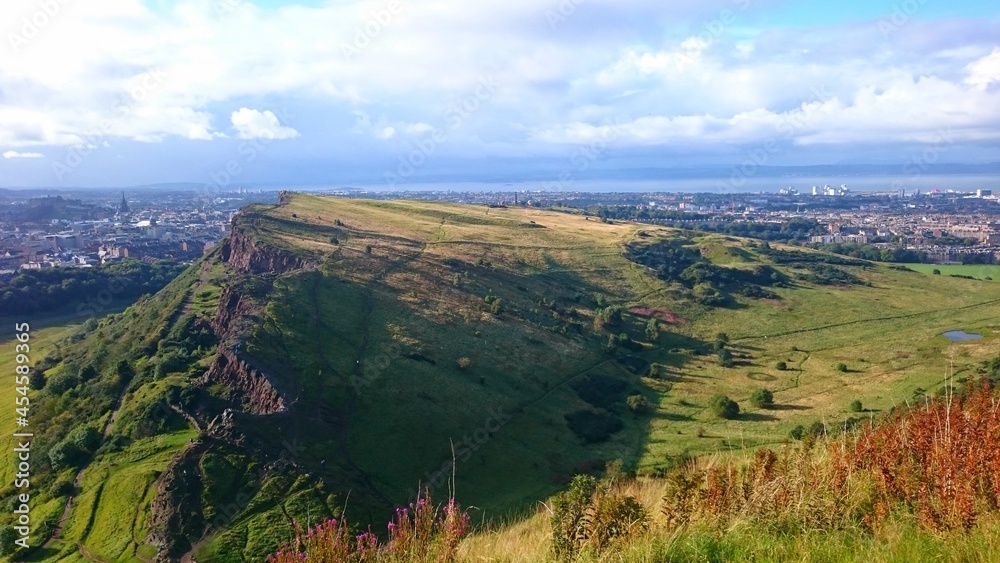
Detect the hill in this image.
<box><xmin>4</xmin><ymin>192</ymin><xmax>999</xmax><ymax>562</ymax></box>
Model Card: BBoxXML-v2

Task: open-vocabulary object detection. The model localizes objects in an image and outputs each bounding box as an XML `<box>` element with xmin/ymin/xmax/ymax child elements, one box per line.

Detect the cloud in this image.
<box><xmin>376</xmin><ymin>126</ymin><xmax>397</xmax><ymax>139</ymax></box>
<box><xmin>230</xmin><ymin>108</ymin><xmax>299</xmax><ymax>140</ymax></box>
<box><xmin>966</xmin><ymin>47</ymin><xmax>1000</xmax><ymax>90</ymax></box>
<box><xmin>2</xmin><ymin>150</ymin><xmax>43</xmax><ymax>159</ymax></box>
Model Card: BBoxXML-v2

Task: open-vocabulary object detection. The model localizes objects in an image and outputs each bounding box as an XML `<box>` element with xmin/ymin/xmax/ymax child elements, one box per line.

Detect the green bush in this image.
<box><xmin>836</xmin><ymin>363</ymin><xmax>848</xmax><ymax>373</ymax></box>
<box><xmin>850</xmin><ymin>399</ymin><xmax>864</xmax><ymax>412</ymax></box>
<box><xmin>626</xmin><ymin>394</ymin><xmax>650</xmax><ymax>414</ymax></box>
<box><xmin>775</xmin><ymin>360</ymin><xmax>787</xmax><ymax>371</ymax></box>
<box><xmin>717</xmin><ymin>348</ymin><xmax>735</xmax><ymax>368</ymax></box>
<box><xmin>709</xmin><ymin>395</ymin><xmax>740</xmax><ymax>419</ymax></box>
<box><xmin>789</xmin><ymin>425</ymin><xmax>805</xmax><ymax>440</ymax></box>
<box><xmin>749</xmin><ymin>388</ymin><xmax>774</xmax><ymax>409</ymax></box>
<box><xmin>46</xmin><ymin>371</ymin><xmax>81</xmax><ymax>395</ymax></box>
<box><xmin>565</xmin><ymin>411</ymin><xmax>624</xmax><ymax>443</ymax></box>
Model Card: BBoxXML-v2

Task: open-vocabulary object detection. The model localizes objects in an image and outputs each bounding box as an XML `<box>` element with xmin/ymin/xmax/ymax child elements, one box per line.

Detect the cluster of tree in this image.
<box><xmin>626</xmin><ymin>240</ymin><xmax>785</xmax><ymax>307</ymax></box>
<box><xmin>686</xmin><ymin>218</ymin><xmax>827</xmax><ymax>244</ymax></box>
<box><xmin>0</xmin><ymin>258</ymin><xmax>186</xmax><ymax>316</ymax></box>
<box><xmin>809</xmin><ymin>242</ymin><xmax>930</xmax><ymax>264</ymax></box>
<box><xmin>586</xmin><ymin>206</ymin><xmax>709</xmax><ymax>222</ymax></box>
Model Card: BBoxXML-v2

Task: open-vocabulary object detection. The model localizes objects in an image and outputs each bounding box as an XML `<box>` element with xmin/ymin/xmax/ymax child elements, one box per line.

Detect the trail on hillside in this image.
<box><xmin>180</xmin><ymin>260</ymin><xmax>214</xmax><ymax>316</ymax></box>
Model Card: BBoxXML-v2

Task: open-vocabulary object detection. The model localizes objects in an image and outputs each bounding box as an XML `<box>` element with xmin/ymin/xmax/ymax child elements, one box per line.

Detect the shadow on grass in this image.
<box><xmin>740</xmin><ymin>412</ymin><xmax>779</xmax><ymax>422</ymax></box>
<box><xmin>770</xmin><ymin>403</ymin><xmax>812</xmax><ymax>411</ymax></box>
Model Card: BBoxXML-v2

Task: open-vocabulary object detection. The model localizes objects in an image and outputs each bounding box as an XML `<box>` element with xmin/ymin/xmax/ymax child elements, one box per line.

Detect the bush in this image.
<box><xmin>709</xmin><ymin>395</ymin><xmax>740</xmax><ymax>419</ymax></box>
<box><xmin>626</xmin><ymin>394</ymin><xmax>650</xmax><ymax>414</ymax></box>
<box><xmin>48</xmin><ymin>440</ymin><xmax>86</xmax><ymax>470</ymax></box>
<box><xmin>717</xmin><ymin>348</ymin><xmax>735</xmax><ymax>368</ymax></box>
<box><xmin>645</xmin><ymin>318</ymin><xmax>660</xmax><ymax>341</ymax></box>
<box><xmin>456</xmin><ymin>357</ymin><xmax>472</xmax><ymax>369</ymax></box>
<box><xmin>775</xmin><ymin>360</ymin><xmax>787</xmax><ymax>371</ymax></box>
<box><xmin>789</xmin><ymin>425</ymin><xmax>805</xmax><ymax>440</ymax></box>
<box><xmin>551</xmin><ymin>474</ymin><xmax>648</xmax><ymax>561</ymax></box>
<box><xmin>46</xmin><ymin>371</ymin><xmax>81</xmax><ymax>395</ymax></box>
<box><xmin>749</xmin><ymin>388</ymin><xmax>774</xmax><ymax>409</ymax></box>
<box><xmin>932</xmin><ymin>268</ymin><xmax>941</xmax><ymax>275</ymax></box>
<box><xmin>850</xmin><ymin>399</ymin><xmax>864</xmax><ymax>412</ymax></box>
<box><xmin>565</xmin><ymin>411</ymin><xmax>624</xmax><ymax>443</ymax></box>
<box><xmin>836</xmin><ymin>363</ymin><xmax>848</xmax><ymax>373</ymax></box>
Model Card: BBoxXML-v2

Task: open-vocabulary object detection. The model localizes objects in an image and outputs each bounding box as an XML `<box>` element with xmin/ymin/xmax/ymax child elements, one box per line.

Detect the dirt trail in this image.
<box><xmin>180</xmin><ymin>260</ymin><xmax>214</xmax><ymax>316</ymax></box>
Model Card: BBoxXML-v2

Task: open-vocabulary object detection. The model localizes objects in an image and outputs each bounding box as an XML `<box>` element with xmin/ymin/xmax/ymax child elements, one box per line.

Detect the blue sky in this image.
<box><xmin>1</xmin><ymin>0</ymin><xmax>998</xmax><ymax>189</ymax></box>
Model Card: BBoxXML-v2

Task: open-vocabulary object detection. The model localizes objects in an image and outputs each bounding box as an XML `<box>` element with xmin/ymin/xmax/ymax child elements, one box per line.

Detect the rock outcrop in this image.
<box><xmin>147</xmin><ymin>442</ymin><xmax>207</xmax><ymax>562</ymax></box>
<box><xmin>220</xmin><ymin>223</ymin><xmax>313</xmax><ymax>276</ymax></box>
<box><xmin>203</xmin><ymin>350</ymin><xmax>287</xmax><ymax>415</ymax></box>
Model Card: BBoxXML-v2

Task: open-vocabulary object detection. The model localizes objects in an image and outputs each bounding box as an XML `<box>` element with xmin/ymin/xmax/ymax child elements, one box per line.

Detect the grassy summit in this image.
<box><xmin>4</xmin><ymin>193</ymin><xmax>999</xmax><ymax>561</ymax></box>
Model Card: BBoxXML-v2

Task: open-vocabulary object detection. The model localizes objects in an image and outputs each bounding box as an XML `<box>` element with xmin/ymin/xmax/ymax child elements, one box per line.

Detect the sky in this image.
<box><xmin>1</xmin><ymin>0</ymin><xmax>999</xmax><ymax>190</ymax></box>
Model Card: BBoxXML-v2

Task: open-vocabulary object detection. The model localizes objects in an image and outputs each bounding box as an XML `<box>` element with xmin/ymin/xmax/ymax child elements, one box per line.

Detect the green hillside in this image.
<box><xmin>4</xmin><ymin>193</ymin><xmax>998</xmax><ymax>562</ymax></box>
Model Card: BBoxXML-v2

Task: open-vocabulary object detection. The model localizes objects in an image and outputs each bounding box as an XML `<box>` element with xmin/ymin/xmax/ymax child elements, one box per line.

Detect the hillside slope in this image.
<box><xmin>6</xmin><ymin>192</ymin><xmax>999</xmax><ymax>562</ymax></box>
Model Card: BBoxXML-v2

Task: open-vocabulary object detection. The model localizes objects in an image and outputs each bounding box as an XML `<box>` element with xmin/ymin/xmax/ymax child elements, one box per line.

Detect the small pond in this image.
<box><xmin>942</xmin><ymin>330</ymin><xmax>983</xmax><ymax>342</ymax></box>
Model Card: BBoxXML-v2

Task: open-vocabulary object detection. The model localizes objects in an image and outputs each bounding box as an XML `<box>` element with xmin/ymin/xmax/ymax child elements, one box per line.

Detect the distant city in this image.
<box><xmin>2</xmin><ymin>181</ymin><xmax>998</xmax><ymax>276</ymax></box>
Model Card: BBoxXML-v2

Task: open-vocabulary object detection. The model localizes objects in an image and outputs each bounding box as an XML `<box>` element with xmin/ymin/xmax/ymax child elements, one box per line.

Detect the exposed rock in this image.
<box><xmin>220</xmin><ymin>223</ymin><xmax>313</xmax><ymax>276</ymax></box>
<box><xmin>203</xmin><ymin>350</ymin><xmax>287</xmax><ymax>415</ymax></box>
<box><xmin>147</xmin><ymin>442</ymin><xmax>207</xmax><ymax>562</ymax></box>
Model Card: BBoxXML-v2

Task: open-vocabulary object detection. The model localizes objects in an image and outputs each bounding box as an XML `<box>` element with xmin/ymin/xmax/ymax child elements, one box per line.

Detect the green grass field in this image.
<box><xmin>902</xmin><ymin>262</ymin><xmax>1000</xmax><ymax>279</ymax></box>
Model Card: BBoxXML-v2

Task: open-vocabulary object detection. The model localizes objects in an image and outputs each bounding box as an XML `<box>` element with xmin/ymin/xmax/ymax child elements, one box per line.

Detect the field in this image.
<box><xmin>902</xmin><ymin>262</ymin><xmax>1000</xmax><ymax>279</ymax></box>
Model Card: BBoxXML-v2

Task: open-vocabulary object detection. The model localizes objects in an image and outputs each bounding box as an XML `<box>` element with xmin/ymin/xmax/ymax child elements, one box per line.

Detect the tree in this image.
<box><xmin>0</xmin><ymin>527</ymin><xmax>17</xmax><ymax>556</ymax></box>
<box><xmin>749</xmin><ymin>388</ymin><xmax>774</xmax><ymax>409</ymax></box>
<box><xmin>849</xmin><ymin>399</ymin><xmax>863</xmax><ymax>413</ymax></box>
<box><xmin>717</xmin><ymin>348</ymin><xmax>734</xmax><ymax>368</ymax></box>
<box><xmin>48</xmin><ymin>440</ymin><xmax>86</xmax><ymax>470</ymax></box>
<box><xmin>775</xmin><ymin>360</ymin><xmax>787</xmax><ymax>371</ymax></box>
<box><xmin>626</xmin><ymin>394</ymin><xmax>650</xmax><ymax>414</ymax></box>
<box><xmin>709</xmin><ymin>394</ymin><xmax>739</xmax><ymax>419</ymax></box>
<box><xmin>645</xmin><ymin>318</ymin><xmax>660</xmax><ymax>341</ymax></box>
<box><xmin>79</xmin><ymin>363</ymin><xmax>98</xmax><ymax>381</ymax></box>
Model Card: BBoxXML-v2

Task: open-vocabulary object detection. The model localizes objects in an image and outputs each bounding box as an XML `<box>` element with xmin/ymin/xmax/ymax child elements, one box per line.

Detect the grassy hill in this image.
<box><xmin>4</xmin><ymin>193</ymin><xmax>999</xmax><ymax>562</ymax></box>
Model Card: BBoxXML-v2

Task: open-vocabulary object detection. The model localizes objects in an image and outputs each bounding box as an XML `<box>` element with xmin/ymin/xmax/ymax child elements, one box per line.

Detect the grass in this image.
<box><xmin>902</xmin><ymin>263</ymin><xmax>1000</xmax><ymax>279</ymax></box>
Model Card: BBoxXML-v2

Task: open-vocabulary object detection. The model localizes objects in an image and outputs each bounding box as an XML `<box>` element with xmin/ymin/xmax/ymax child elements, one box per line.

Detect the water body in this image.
<box><xmin>942</xmin><ymin>330</ymin><xmax>984</xmax><ymax>342</ymax></box>
<box><xmin>317</xmin><ymin>174</ymin><xmax>1000</xmax><ymax>194</ymax></box>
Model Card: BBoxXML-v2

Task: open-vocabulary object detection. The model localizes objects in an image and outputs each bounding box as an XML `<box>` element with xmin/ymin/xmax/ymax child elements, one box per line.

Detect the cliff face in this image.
<box><xmin>203</xmin><ymin>350</ymin><xmax>287</xmax><ymax>415</ymax></box>
<box><xmin>220</xmin><ymin>223</ymin><xmax>314</xmax><ymax>276</ymax></box>
<box><xmin>147</xmin><ymin>442</ymin><xmax>207</xmax><ymax>562</ymax></box>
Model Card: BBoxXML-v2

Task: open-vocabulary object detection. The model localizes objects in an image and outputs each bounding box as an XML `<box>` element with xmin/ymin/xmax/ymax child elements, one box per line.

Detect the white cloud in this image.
<box><xmin>2</xmin><ymin>150</ymin><xmax>43</xmax><ymax>159</ymax></box>
<box><xmin>965</xmin><ymin>48</ymin><xmax>1000</xmax><ymax>90</ymax></box>
<box><xmin>0</xmin><ymin>0</ymin><xmax>997</xmax><ymax>164</ymax></box>
<box><xmin>230</xmin><ymin>108</ymin><xmax>299</xmax><ymax>140</ymax></box>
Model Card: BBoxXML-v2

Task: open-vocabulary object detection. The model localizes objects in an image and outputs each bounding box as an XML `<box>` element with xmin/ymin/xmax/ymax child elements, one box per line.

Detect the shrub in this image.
<box><xmin>775</xmin><ymin>360</ymin><xmax>787</xmax><ymax>371</ymax></box>
<box><xmin>364</xmin><ymin>245</ymin><xmax>373</xmax><ymax>254</ymax></box>
<box><xmin>835</xmin><ymin>363</ymin><xmax>848</xmax><ymax>373</ymax></box>
<box><xmin>626</xmin><ymin>394</ymin><xmax>650</xmax><ymax>414</ymax></box>
<box><xmin>717</xmin><ymin>348</ymin><xmax>735</xmax><ymax>368</ymax></box>
<box><xmin>46</xmin><ymin>371</ymin><xmax>81</xmax><ymax>395</ymax></box>
<box><xmin>565</xmin><ymin>411</ymin><xmax>624</xmax><ymax>443</ymax></box>
<box><xmin>551</xmin><ymin>474</ymin><xmax>648</xmax><ymax>561</ymax></box>
<box><xmin>709</xmin><ymin>395</ymin><xmax>740</xmax><ymax>419</ymax></box>
<box><xmin>932</xmin><ymin>268</ymin><xmax>941</xmax><ymax>275</ymax></box>
<box><xmin>645</xmin><ymin>318</ymin><xmax>660</xmax><ymax>341</ymax></box>
<box><xmin>788</xmin><ymin>425</ymin><xmax>805</xmax><ymax>440</ymax></box>
<box><xmin>456</xmin><ymin>357</ymin><xmax>472</xmax><ymax>370</ymax></box>
<box><xmin>749</xmin><ymin>388</ymin><xmax>774</xmax><ymax>409</ymax></box>
<box><xmin>850</xmin><ymin>399</ymin><xmax>864</xmax><ymax>412</ymax></box>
